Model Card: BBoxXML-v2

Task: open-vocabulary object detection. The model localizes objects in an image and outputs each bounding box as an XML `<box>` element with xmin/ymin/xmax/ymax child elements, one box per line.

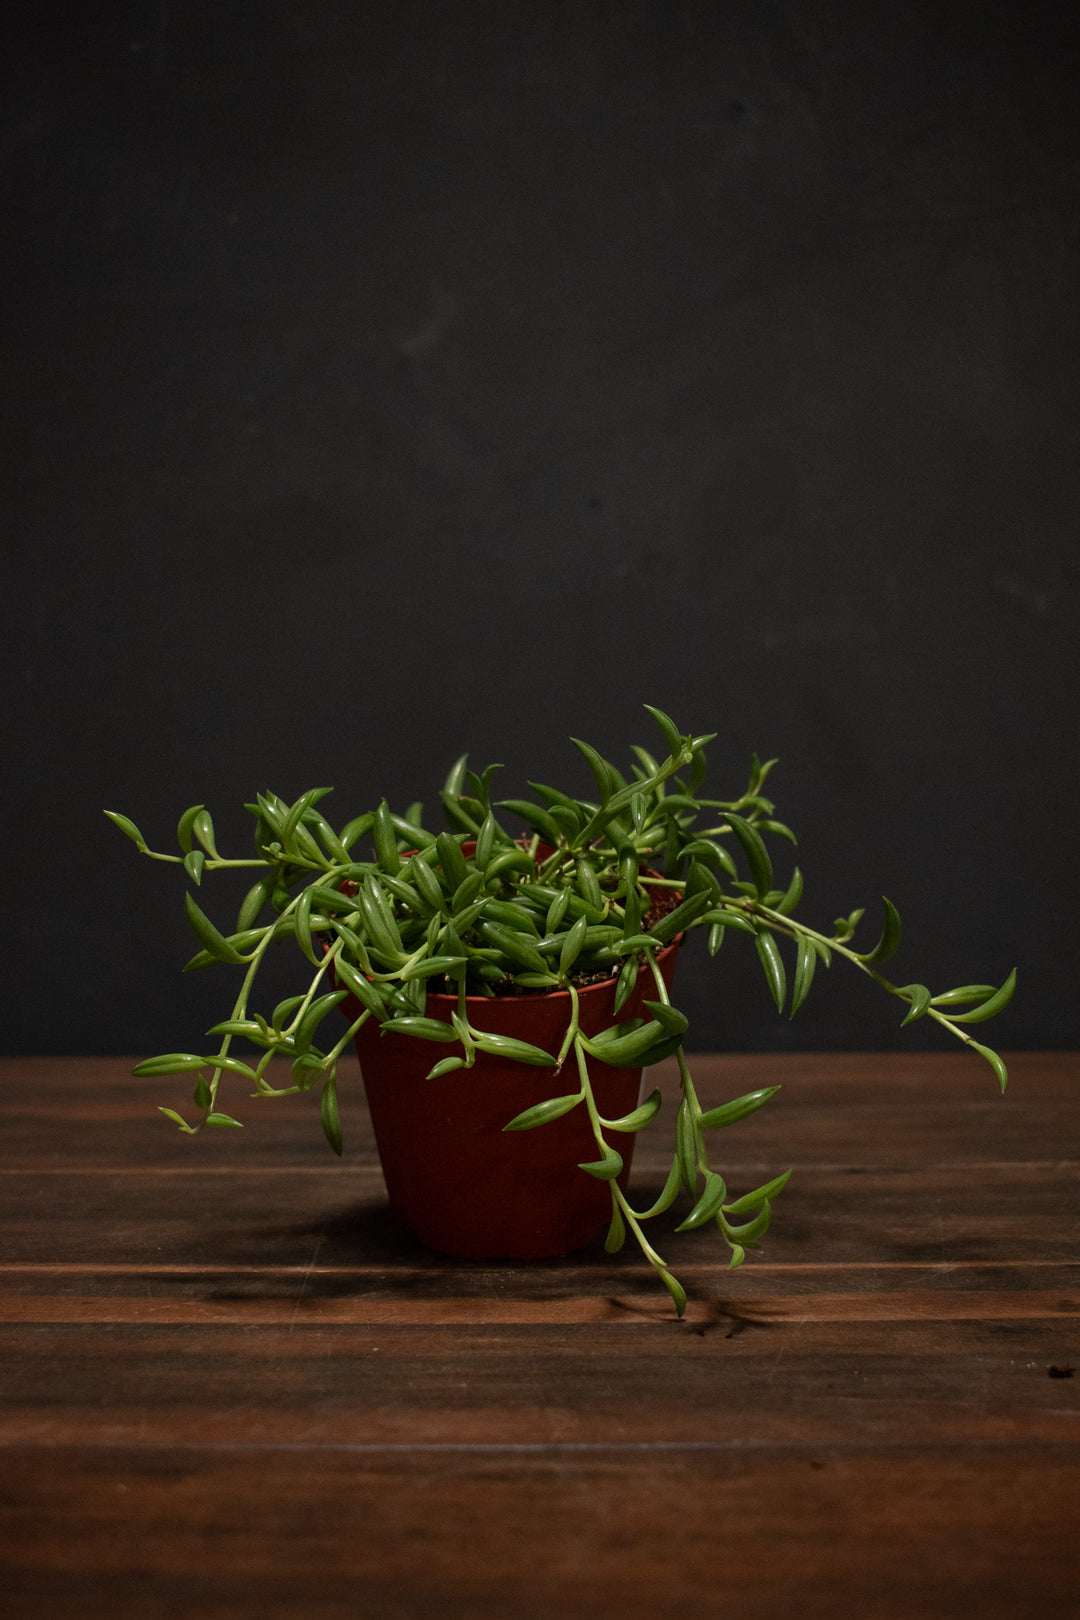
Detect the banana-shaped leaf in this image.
<box><xmin>969</xmin><ymin>1041</ymin><xmax>1008</xmax><ymax>1093</ymax></box>
<box><xmin>184</xmin><ymin>892</ymin><xmax>244</xmax><ymax>963</ymax></box>
<box><xmin>755</xmin><ymin>930</ymin><xmax>786</xmax><ymax>1012</ymax></box>
<box><xmin>472</xmin><ymin>1033</ymin><xmax>557</xmax><ymax>1066</ymax></box>
<box><xmin>945</xmin><ymin>969</ymin><xmax>1016</xmax><ymax>1024</ymax></box>
<box><xmin>723</xmin><ymin>1169</ymin><xmax>791</xmax><ymax>1215</ymax></box>
<box><xmin>899</xmin><ymin>984</ymin><xmax>933</xmax><ymax>1024</ymax></box>
<box><xmin>699</xmin><ymin>1085</ymin><xmax>781</xmax><ymax>1130</ymax></box>
<box><xmin>320</xmin><ymin>1070</ymin><xmax>343</xmax><ymax>1156</ymax></box>
<box><xmin>724</xmin><ymin>812</ymin><xmax>773</xmax><ymax>898</ymax></box>
<box><xmin>602</xmin><ymin>1088</ymin><xmax>663</xmax><ymax>1133</ymax></box>
<box><xmin>856</xmin><ymin>897</ymin><xmax>902</xmax><ymax>964</ymax></box>
<box><xmin>578</xmin><ymin>1144</ymin><xmax>624</xmax><ymax>1181</ymax></box>
<box><xmin>503</xmin><ymin>1092</ymin><xmax>582</xmax><ymax>1132</ymax></box>
<box><xmin>675</xmin><ymin>1170</ymin><xmax>728</xmax><ymax>1231</ymax></box>
<box><xmin>790</xmin><ymin>935</ymin><xmax>816</xmax><ymax>1016</ymax></box>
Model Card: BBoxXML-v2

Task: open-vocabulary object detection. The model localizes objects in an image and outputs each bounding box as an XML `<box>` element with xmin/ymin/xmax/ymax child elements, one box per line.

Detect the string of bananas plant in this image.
<box><xmin>107</xmin><ymin>705</ymin><xmax>1014</xmax><ymax>1314</ymax></box>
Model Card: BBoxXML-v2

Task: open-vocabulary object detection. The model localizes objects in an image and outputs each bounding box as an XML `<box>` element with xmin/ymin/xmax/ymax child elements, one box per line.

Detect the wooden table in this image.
<box><xmin>1</xmin><ymin>1052</ymin><xmax>1077</xmax><ymax>1618</ymax></box>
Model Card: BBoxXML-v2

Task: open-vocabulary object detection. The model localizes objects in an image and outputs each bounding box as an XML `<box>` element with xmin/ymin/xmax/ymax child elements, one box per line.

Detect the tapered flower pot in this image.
<box><xmin>342</xmin><ymin>941</ymin><xmax>679</xmax><ymax>1261</ymax></box>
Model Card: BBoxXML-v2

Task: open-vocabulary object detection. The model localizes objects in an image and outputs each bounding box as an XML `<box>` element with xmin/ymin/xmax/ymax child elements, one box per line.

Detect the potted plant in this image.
<box><xmin>107</xmin><ymin>706</ymin><xmax>1013</xmax><ymax>1315</ymax></box>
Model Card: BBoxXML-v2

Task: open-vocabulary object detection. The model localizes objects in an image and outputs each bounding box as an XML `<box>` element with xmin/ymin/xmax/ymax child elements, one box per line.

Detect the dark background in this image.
<box><xmin>3</xmin><ymin>1</ymin><xmax>1077</xmax><ymax>1060</ymax></box>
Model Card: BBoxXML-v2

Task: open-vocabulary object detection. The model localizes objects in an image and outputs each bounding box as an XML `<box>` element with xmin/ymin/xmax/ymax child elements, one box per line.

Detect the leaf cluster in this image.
<box><xmin>107</xmin><ymin>705</ymin><xmax>1014</xmax><ymax>1314</ymax></box>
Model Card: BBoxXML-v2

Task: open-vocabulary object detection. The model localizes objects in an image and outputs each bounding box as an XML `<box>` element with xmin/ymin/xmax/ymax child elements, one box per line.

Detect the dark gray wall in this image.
<box><xmin>3</xmin><ymin>1</ymin><xmax>1077</xmax><ymax>1059</ymax></box>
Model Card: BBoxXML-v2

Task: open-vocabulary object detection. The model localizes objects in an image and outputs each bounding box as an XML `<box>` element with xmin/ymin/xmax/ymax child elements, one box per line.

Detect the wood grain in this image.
<box><xmin>1</xmin><ymin>1053</ymin><xmax>1077</xmax><ymax>1618</ymax></box>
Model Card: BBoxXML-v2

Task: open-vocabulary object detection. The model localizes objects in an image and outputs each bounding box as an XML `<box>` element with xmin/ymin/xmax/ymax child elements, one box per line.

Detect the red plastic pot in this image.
<box><xmin>342</xmin><ymin>941</ymin><xmax>679</xmax><ymax>1261</ymax></box>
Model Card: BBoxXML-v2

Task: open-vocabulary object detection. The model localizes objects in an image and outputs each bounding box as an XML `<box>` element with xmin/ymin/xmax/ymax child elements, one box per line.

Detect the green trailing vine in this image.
<box><xmin>107</xmin><ymin>705</ymin><xmax>1013</xmax><ymax>1315</ymax></box>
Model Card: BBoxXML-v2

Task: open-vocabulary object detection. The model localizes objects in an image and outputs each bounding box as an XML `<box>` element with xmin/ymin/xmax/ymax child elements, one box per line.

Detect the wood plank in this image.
<box><xmin>0</xmin><ymin>1313</ymin><xmax>1076</xmax><ymax>1448</ymax></box>
<box><xmin>1</xmin><ymin>1055</ymin><xmax>1075</xmax><ymax>1620</ymax></box>
<box><xmin>3</xmin><ymin>1445</ymin><xmax>1079</xmax><ymax>1620</ymax></box>
<box><xmin>0</xmin><ymin>1162</ymin><xmax>1074</xmax><ymax>1273</ymax></box>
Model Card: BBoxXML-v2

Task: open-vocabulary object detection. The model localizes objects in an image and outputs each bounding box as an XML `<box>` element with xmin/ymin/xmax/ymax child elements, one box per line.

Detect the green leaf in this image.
<box><xmin>581</xmin><ymin>1018</ymin><xmax>667</xmax><ymax>1067</ymax></box>
<box><xmin>435</xmin><ymin>832</ymin><xmax>468</xmax><ymax>891</ymax></box>
<box><xmin>206</xmin><ymin>1055</ymin><xmax>261</xmax><ymax>1080</ymax></box>
<box><xmin>604</xmin><ymin>1201</ymin><xmax>626</xmax><ymax>1254</ymax></box>
<box><xmin>699</xmin><ymin>1085</ymin><xmax>781</xmax><ymax>1130</ymax></box>
<box><xmin>390</xmin><ymin>813</ymin><xmax>436</xmax><ymax>851</ymax></box>
<box><xmin>157</xmin><ymin>1107</ymin><xmax>195</xmax><ymax>1133</ymax></box>
<box><xmin>480</xmin><ymin>922</ymin><xmax>548</xmax><ymax>974</ymax></box>
<box><xmin>724</xmin><ymin>813</ymin><xmax>773</xmax><ymax>899</ymax></box>
<box><xmin>647</xmin><ymin>889</ymin><xmax>713</xmax><ymax>945</ymax></box>
<box><xmin>969</xmin><ymin>1041</ymin><xmax>1009</xmax><ymax>1093</ymax></box>
<box><xmin>559</xmin><ymin>914</ymin><xmax>588</xmax><ymax>976</ymax></box>
<box><xmin>755</xmin><ymin>930</ymin><xmax>786</xmax><ymax>1012</ymax></box>
<box><xmin>372</xmin><ymin>799</ymin><xmax>401</xmax><ymax>875</ymax></box>
<box><xmin>383</xmin><ymin>1016</ymin><xmax>458</xmax><ymax>1042</ymax></box>
<box><xmin>281</xmin><ymin>787</ymin><xmax>334</xmax><ymax>856</ymax></box>
<box><xmin>133</xmin><ymin>1053</ymin><xmax>207</xmax><ymax>1077</ymax></box>
<box><xmin>856</xmin><ymin>897</ymin><xmax>902</xmax><ymax>964</ymax></box>
<box><xmin>498</xmin><ymin>798</ymin><xmax>562</xmax><ymax>846</ymax></box>
<box><xmin>675</xmin><ymin>1098</ymin><xmax>697</xmax><ymax>1196</ymax></box>
<box><xmin>205</xmin><ymin>1112</ymin><xmax>244</xmax><ymax>1128</ymax></box>
<box><xmin>472</xmin><ymin>1033</ymin><xmax>557</xmax><ymax>1066</ymax></box>
<box><xmin>294</xmin><ymin>886</ymin><xmax>318</xmax><ymax>966</ymax></box>
<box><xmin>720</xmin><ymin>1201</ymin><xmax>774</xmax><ymax>1246</ymax></box>
<box><xmin>833</xmin><ymin>908</ymin><xmax>865</xmax><ymax>942</ymax></box>
<box><xmin>658</xmin><ymin>1268</ymin><xmax>687</xmax><ymax>1316</ymax></box>
<box><xmin>272</xmin><ymin>993</ymin><xmax>306</xmax><ymax>1033</ymax></box>
<box><xmin>408</xmin><ymin>853</ymin><xmax>448</xmax><ymax>912</ymax></box>
<box><xmin>945</xmin><ymin>969</ymin><xmax>1017</xmax><ymax>1024</ymax></box>
<box><xmin>676</xmin><ymin>1170</ymin><xmax>728</xmax><ymax>1232</ymax></box>
<box><xmin>549</xmin><ymin>803</ymin><xmax>583</xmax><ymax>841</ymax></box>
<box><xmin>613</xmin><ymin>954</ymin><xmax>639</xmax><ymax>1014</ymax></box>
<box><xmin>790</xmin><ymin>935</ymin><xmax>816</xmax><ymax>1016</ymax></box>
<box><xmin>400</xmin><ymin>954</ymin><xmax>468</xmax><ymax>982</ymax></box>
<box><xmin>307</xmin><ymin>814</ymin><xmax>351</xmax><ymax>864</ymax></box>
<box><xmin>426</xmin><ymin>1055</ymin><xmax>467</xmax><ymax>1079</ymax></box>
<box><xmin>205</xmin><ymin>1019</ymin><xmax>270</xmax><ymax>1042</ymax></box>
<box><xmin>193</xmin><ymin>1076</ymin><xmax>212</xmax><ymax>1109</ymax></box>
<box><xmin>899</xmin><ymin>984</ymin><xmax>933</xmax><ymax>1025</ymax></box>
<box><xmin>236</xmin><ymin>874</ymin><xmax>275</xmax><ymax>932</ymax></box>
<box><xmin>723</xmin><ymin>1169</ymin><xmax>792</xmax><ymax>1215</ymax></box>
<box><xmin>700</xmin><ymin>906</ymin><xmax>757</xmax><ymax>935</ymax></box>
<box><xmin>295</xmin><ymin>991</ymin><xmax>348</xmax><ymax>1054</ymax></box>
<box><xmin>757</xmin><ymin>818</ymin><xmax>797</xmax><ymax>845</ymax></box>
<box><xmin>443</xmin><ymin>752</ymin><xmax>469</xmax><ymax>799</ymax></box>
<box><xmin>643</xmin><ymin>1000</ymin><xmax>688</xmax><ymax>1036</ymax></box>
<box><xmin>192</xmin><ymin>809</ymin><xmax>220</xmax><ymax>859</ymax></box>
<box><xmin>602</xmin><ymin>1088</ymin><xmax>662</xmax><ymax>1133</ymax></box>
<box><xmin>775</xmin><ymin>866</ymin><xmax>803</xmax><ymax>916</ymax></box>
<box><xmin>512</xmin><ymin>971</ymin><xmax>562</xmax><ymax>989</ymax></box>
<box><xmin>570</xmin><ymin>737</ymin><xmax>616</xmax><ymax>805</ymax></box>
<box><xmin>576</xmin><ymin>857</ymin><xmax>602</xmax><ymax>911</ymax></box>
<box><xmin>175</xmin><ymin>804</ymin><xmax>205</xmax><ymax>854</ymax></box>
<box><xmin>104</xmin><ymin>809</ymin><xmax>148</xmax><ymax>851</ymax></box>
<box><xmin>577</xmin><ymin>1145</ymin><xmax>624</xmax><ymax>1181</ymax></box>
<box><xmin>184</xmin><ymin>892</ymin><xmax>244</xmax><ymax>964</ymax></box>
<box><xmin>183</xmin><ymin>849</ymin><xmax>205</xmax><ymax>886</ymax></box>
<box><xmin>320</xmin><ymin>1071</ymin><xmax>343</xmax><ymax>1155</ymax></box>
<box><xmin>337</xmin><ymin>811</ymin><xmax>374</xmax><ymax>852</ymax></box>
<box><xmin>503</xmin><ymin>1092</ymin><xmax>582</xmax><ymax>1131</ymax></box>
<box><xmin>643</xmin><ymin>704</ymin><xmax>684</xmax><ymax>763</ymax></box>
<box><xmin>929</xmin><ymin>983</ymin><xmax>998</xmax><ymax>1007</ymax></box>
